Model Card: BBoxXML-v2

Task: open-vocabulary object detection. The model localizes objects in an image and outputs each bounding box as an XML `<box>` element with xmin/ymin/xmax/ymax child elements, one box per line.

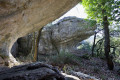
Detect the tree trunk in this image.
<box><xmin>30</xmin><ymin>32</ymin><xmax>35</xmax><ymax>60</ymax></box>
<box><xmin>33</xmin><ymin>28</ymin><xmax>43</xmax><ymax>62</ymax></box>
<box><xmin>103</xmin><ymin>16</ymin><xmax>114</xmax><ymax>70</ymax></box>
<box><xmin>91</xmin><ymin>31</ymin><xmax>97</xmax><ymax>56</ymax></box>
<box><xmin>0</xmin><ymin>62</ymin><xmax>65</xmax><ymax>80</ymax></box>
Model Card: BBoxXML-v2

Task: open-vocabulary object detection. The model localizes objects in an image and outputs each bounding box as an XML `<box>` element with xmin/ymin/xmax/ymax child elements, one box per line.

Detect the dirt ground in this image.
<box><xmin>70</xmin><ymin>57</ymin><xmax>120</xmax><ymax>80</ymax></box>
<box><xmin>0</xmin><ymin>51</ymin><xmax>120</xmax><ymax>80</ymax></box>
<box><xmin>68</xmin><ymin>49</ymin><xmax>120</xmax><ymax>80</ymax></box>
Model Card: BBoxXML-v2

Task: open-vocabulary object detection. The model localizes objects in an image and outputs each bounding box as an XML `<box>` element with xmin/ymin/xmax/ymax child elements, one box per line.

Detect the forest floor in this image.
<box><xmin>66</xmin><ymin>57</ymin><xmax>120</xmax><ymax>80</ymax></box>
<box><xmin>42</xmin><ymin>50</ymin><xmax>120</xmax><ymax>80</ymax></box>
<box><xmin>1</xmin><ymin>50</ymin><xmax>120</xmax><ymax>80</ymax></box>
<box><xmin>66</xmin><ymin>50</ymin><xmax>120</xmax><ymax>80</ymax></box>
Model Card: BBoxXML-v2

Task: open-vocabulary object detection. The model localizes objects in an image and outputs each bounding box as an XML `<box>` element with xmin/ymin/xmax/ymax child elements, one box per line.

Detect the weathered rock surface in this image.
<box><xmin>38</xmin><ymin>17</ymin><xmax>96</xmax><ymax>54</ymax></box>
<box><xmin>11</xmin><ymin>17</ymin><xmax>96</xmax><ymax>56</ymax></box>
<box><xmin>0</xmin><ymin>0</ymin><xmax>81</xmax><ymax>65</ymax></box>
<box><xmin>11</xmin><ymin>41</ymin><xmax>18</xmax><ymax>57</ymax></box>
<box><xmin>12</xmin><ymin>17</ymin><xmax>96</xmax><ymax>55</ymax></box>
<box><xmin>0</xmin><ymin>62</ymin><xmax>81</xmax><ymax>80</ymax></box>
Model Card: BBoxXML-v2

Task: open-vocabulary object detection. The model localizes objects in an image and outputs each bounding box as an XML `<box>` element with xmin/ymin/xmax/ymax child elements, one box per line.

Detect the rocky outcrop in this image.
<box><xmin>38</xmin><ymin>17</ymin><xmax>96</xmax><ymax>54</ymax></box>
<box><xmin>11</xmin><ymin>17</ymin><xmax>96</xmax><ymax>56</ymax></box>
<box><xmin>0</xmin><ymin>0</ymin><xmax>80</xmax><ymax>65</ymax></box>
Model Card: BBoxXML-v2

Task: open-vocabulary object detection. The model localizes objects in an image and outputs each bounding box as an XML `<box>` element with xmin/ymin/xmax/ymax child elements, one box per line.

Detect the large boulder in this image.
<box><xmin>0</xmin><ymin>0</ymin><xmax>80</xmax><ymax>65</ymax></box>
<box><xmin>11</xmin><ymin>17</ymin><xmax>96</xmax><ymax>56</ymax></box>
<box><xmin>38</xmin><ymin>17</ymin><xmax>96</xmax><ymax>54</ymax></box>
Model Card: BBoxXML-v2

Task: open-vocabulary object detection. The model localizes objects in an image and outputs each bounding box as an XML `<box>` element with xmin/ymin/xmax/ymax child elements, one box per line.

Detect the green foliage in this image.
<box><xmin>77</xmin><ymin>42</ymin><xmax>92</xmax><ymax>51</ymax></box>
<box><xmin>94</xmin><ymin>38</ymin><xmax>105</xmax><ymax>58</ymax></box>
<box><xmin>82</xmin><ymin>0</ymin><xmax>114</xmax><ymax>22</ymax></box>
<box><xmin>81</xmin><ymin>53</ymin><xmax>91</xmax><ymax>60</ymax></box>
<box><xmin>0</xmin><ymin>54</ymin><xmax>8</xmax><ymax>59</ymax></box>
<box><xmin>110</xmin><ymin>37</ymin><xmax>120</xmax><ymax>47</ymax></box>
<box><xmin>110</xmin><ymin>37</ymin><xmax>120</xmax><ymax>62</ymax></box>
<box><xmin>112</xmin><ymin>0</ymin><xmax>120</xmax><ymax>21</ymax></box>
<box><xmin>84</xmin><ymin>19</ymin><xmax>97</xmax><ymax>27</ymax></box>
<box><xmin>62</xmin><ymin>65</ymin><xmax>72</xmax><ymax>73</ymax></box>
<box><xmin>77</xmin><ymin>42</ymin><xmax>92</xmax><ymax>59</ymax></box>
<box><xmin>94</xmin><ymin>32</ymin><xmax>120</xmax><ymax>63</ymax></box>
<box><xmin>82</xmin><ymin>0</ymin><xmax>120</xmax><ymax>65</ymax></box>
<box><xmin>16</xmin><ymin>52</ymin><xmax>34</xmax><ymax>62</ymax></box>
<box><xmin>100</xmin><ymin>75</ymin><xmax>107</xmax><ymax>80</ymax></box>
<box><xmin>49</xmin><ymin>51</ymin><xmax>81</xmax><ymax>65</ymax></box>
<box><xmin>93</xmin><ymin>67</ymin><xmax>100</xmax><ymax>73</ymax></box>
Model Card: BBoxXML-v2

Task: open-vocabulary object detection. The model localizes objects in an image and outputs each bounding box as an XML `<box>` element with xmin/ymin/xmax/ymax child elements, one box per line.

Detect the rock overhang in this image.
<box><xmin>0</xmin><ymin>0</ymin><xmax>81</xmax><ymax>66</ymax></box>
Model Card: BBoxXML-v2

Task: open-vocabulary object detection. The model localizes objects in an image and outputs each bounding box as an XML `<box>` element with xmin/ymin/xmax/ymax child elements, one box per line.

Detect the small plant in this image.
<box><xmin>81</xmin><ymin>53</ymin><xmax>91</xmax><ymax>60</ymax></box>
<box><xmin>93</xmin><ymin>67</ymin><xmax>100</xmax><ymax>73</ymax></box>
<box><xmin>49</xmin><ymin>51</ymin><xmax>81</xmax><ymax>66</ymax></box>
<box><xmin>16</xmin><ymin>52</ymin><xmax>34</xmax><ymax>63</ymax></box>
<box><xmin>0</xmin><ymin>54</ymin><xmax>8</xmax><ymax>59</ymax></box>
<box><xmin>100</xmin><ymin>75</ymin><xmax>106</xmax><ymax>80</ymax></box>
<box><xmin>62</xmin><ymin>64</ymin><xmax>73</xmax><ymax>74</ymax></box>
<box><xmin>77</xmin><ymin>42</ymin><xmax>92</xmax><ymax>52</ymax></box>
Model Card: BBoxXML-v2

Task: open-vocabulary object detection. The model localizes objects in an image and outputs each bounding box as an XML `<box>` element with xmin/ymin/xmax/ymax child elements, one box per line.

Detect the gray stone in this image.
<box><xmin>38</xmin><ymin>17</ymin><xmax>96</xmax><ymax>54</ymax></box>
<box><xmin>11</xmin><ymin>17</ymin><xmax>96</xmax><ymax>56</ymax></box>
<box><xmin>0</xmin><ymin>0</ymin><xmax>80</xmax><ymax>65</ymax></box>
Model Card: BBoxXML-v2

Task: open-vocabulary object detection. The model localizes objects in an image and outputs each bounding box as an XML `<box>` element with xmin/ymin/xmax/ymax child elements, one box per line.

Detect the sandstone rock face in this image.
<box><xmin>0</xmin><ymin>0</ymin><xmax>80</xmax><ymax>65</ymax></box>
<box><xmin>38</xmin><ymin>17</ymin><xmax>96</xmax><ymax>54</ymax></box>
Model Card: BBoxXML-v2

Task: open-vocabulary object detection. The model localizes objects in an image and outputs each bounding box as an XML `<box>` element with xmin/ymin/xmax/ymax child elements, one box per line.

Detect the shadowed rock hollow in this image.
<box><xmin>0</xmin><ymin>0</ymin><xmax>81</xmax><ymax>66</ymax></box>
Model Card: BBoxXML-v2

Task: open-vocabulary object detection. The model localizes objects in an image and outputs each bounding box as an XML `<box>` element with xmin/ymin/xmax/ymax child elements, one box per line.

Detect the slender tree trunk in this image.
<box><xmin>30</xmin><ymin>32</ymin><xmax>35</xmax><ymax>60</ymax></box>
<box><xmin>91</xmin><ymin>31</ymin><xmax>97</xmax><ymax>56</ymax></box>
<box><xmin>103</xmin><ymin>16</ymin><xmax>114</xmax><ymax>70</ymax></box>
<box><xmin>33</xmin><ymin>28</ymin><xmax>43</xmax><ymax>61</ymax></box>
